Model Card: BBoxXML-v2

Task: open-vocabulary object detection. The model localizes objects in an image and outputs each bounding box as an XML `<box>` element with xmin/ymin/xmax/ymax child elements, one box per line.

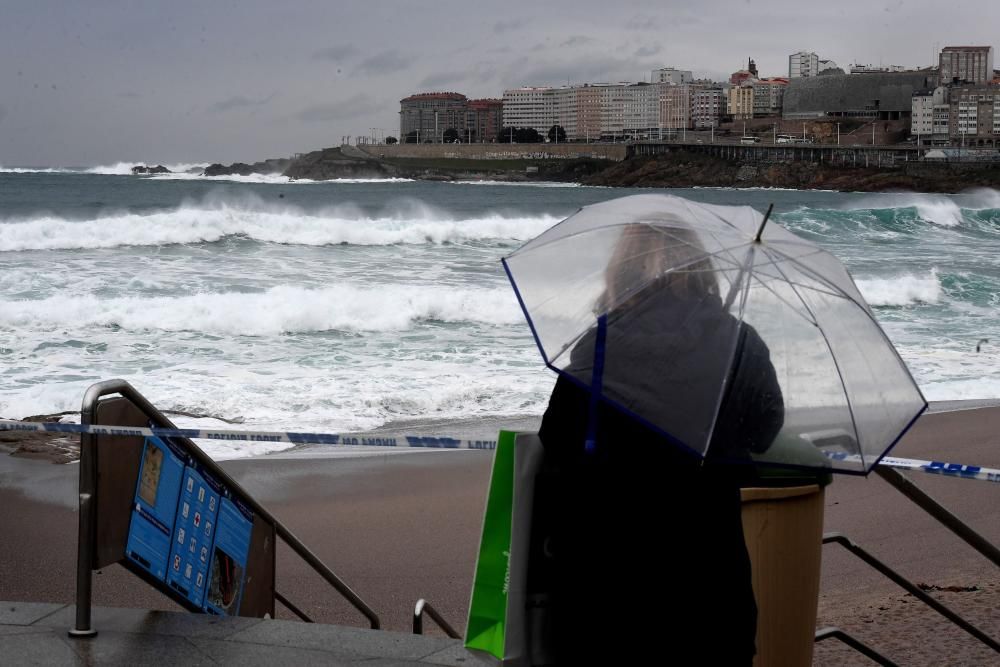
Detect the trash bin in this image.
<box><xmin>741</xmin><ymin>476</ymin><xmax>827</xmax><ymax>667</ymax></box>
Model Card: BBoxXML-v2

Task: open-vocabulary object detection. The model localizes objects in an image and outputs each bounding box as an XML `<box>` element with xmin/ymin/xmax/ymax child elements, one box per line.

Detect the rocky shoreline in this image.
<box><xmin>142</xmin><ymin>146</ymin><xmax>1000</xmax><ymax>192</ymax></box>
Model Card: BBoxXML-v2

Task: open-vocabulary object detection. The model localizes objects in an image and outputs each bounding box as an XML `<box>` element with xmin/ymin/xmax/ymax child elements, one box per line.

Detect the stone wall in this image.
<box><xmin>356</xmin><ymin>143</ymin><xmax>627</xmax><ymax>161</ymax></box>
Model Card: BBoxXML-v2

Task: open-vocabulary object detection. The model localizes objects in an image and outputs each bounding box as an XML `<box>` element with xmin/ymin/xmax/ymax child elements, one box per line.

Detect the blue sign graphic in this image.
<box><xmin>166</xmin><ymin>466</ymin><xmax>221</xmax><ymax>607</ymax></box>
<box><xmin>205</xmin><ymin>497</ymin><xmax>253</xmax><ymax>615</ymax></box>
<box><xmin>125</xmin><ymin>437</ymin><xmax>185</xmax><ymax>580</ymax></box>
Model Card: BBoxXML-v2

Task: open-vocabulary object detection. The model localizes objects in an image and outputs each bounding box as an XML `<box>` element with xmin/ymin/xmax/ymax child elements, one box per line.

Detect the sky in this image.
<box><xmin>1</xmin><ymin>0</ymin><xmax>997</xmax><ymax>166</ymax></box>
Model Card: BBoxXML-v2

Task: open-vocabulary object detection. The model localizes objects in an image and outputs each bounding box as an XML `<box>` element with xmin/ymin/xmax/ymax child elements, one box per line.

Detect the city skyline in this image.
<box><xmin>1</xmin><ymin>1</ymin><xmax>998</xmax><ymax>165</ymax></box>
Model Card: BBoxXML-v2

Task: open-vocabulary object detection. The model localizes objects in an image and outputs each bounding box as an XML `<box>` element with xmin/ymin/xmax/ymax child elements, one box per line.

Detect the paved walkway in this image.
<box><xmin>0</xmin><ymin>601</ymin><xmax>473</xmax><ymax>666</ymax></box>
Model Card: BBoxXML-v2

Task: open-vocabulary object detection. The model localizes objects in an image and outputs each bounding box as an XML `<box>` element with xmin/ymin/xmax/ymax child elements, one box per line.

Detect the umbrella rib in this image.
<box><xmin>745</xmin><ymin>269</ymin><xmax>819</xmax><ymax>327</ymax></box>
<box><xmin>762</xmin><ymin>243</ymin><xmax>877</xmax><ymax>317</ymax></box>
<box><xmin>763</xmin><ymin>249</ymin><xmax>864</xmax><ymax>467</ymax></box>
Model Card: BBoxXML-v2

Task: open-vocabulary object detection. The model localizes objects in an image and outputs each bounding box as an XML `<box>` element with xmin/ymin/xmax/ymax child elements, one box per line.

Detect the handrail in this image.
<box><xmin>874</xmin><ymin>465</ymin><xmax>1000</xmax><ymax>568</ymax></box>
<box><xmin>822</xmin><ymin>533</ymin><xmax>1000</xmax><ymax>652</ymax></box>
<box><xmin>814</xmin><ymin>627</ymin><xmax>898</xmax><ymax>666</ymax></box>
<box><xmin>412</xmin><ymin>599</ymin><xmax>461</xmax><ymax>639</ymax></box>
<box><xmin>70</xmin><ymin>379</ymin><xmax>380</xmax><ymax>637</ymax></box>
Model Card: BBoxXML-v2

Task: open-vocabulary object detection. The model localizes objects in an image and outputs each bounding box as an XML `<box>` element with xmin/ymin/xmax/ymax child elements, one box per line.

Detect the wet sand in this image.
<box><xmin>1</xmin><ymin>406</ymin><xmax>999</xmax><ymax>663</ymax></box>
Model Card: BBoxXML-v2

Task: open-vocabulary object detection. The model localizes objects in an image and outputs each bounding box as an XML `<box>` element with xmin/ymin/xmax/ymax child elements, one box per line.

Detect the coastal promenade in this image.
<box><xmin>1</xmin><ymin>405</ymin><xmax>999</xmax><ymax>663</ymax></box>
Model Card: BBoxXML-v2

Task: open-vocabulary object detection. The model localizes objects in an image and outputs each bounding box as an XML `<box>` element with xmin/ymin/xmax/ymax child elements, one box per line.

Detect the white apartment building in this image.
<box><xmin>911</xmin><ymin>87</ymin><xmax>948</xmax><ymax>140</ymax></box>
<box><xmin>501</xmin><ymin>87</ymin><xmax>562</xmax><ymax>135</ymax></box>
<box><xmin>651</xmin><ymin>67</ymin><xmax>693</xmax><ymax>85</ymax></box>
<box><xmin>789</xmin><ymin>51</ymin><xmax>820</xmax><ymax>78</ymax></box>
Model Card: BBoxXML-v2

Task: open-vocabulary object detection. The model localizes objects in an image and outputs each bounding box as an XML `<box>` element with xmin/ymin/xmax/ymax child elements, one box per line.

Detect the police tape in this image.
<box><xmin>1</xmin><ymin>418</ymin><xmax>999</xmax><ymax>483</ymax></box>
<box><xmin>0</xmin><ymin>419</ymin><xmax>498</xmax><ymax>451</ymax></box>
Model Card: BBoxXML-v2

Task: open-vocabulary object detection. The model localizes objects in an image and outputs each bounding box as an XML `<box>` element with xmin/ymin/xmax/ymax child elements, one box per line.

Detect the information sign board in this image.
<box><xmin>124</xmin><ymin>435</ymin><xmax>256</xmax><ymax>616</ymax></box>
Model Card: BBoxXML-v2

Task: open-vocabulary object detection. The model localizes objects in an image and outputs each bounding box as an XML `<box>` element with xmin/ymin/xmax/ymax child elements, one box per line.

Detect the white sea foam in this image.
<box><xmin>856</xmin><ymin>270</ymin><xmax>941</xmax><ymax>306</ymax></box>
<box><xmin>0</xmin><ymin>200</ymin><xmax>558</xmax><ymax>251</ymax></box>
<box><xmin>84</xmin><ymin>161</ymin><xmax>211</xmax><ymax>175</ymax></box>
<box><xmin>0</xmin><ymin>166</ymin><xmax>74</xmax><ymax>174</ymax></box>
<box><xmin>0</xmin><ymin>284</ymin><xmax>524</xmax><ymax>335</ymax></box>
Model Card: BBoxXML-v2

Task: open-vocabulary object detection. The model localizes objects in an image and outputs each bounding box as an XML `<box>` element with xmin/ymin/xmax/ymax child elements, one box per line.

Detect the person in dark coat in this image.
<box><xmin>531</xmin><ymin>223</ymin><xmax>784</xmax><ymax>665</ymax></box>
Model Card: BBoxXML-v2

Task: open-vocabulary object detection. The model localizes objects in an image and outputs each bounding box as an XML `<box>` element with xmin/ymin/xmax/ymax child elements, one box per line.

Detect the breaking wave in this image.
<box><xmin>0</xmin><ymin>284</ymin><xmax>523</xmax><ymax>335</ymax></box>
<box><xmin>0</xmin><ymin>198</ymin><xmax>558</xmax><ymax>251</ymax></box>
<box><xmin>855</xmin><ymin>271</ymin><xmax>942</xmax><ymax>307</ymax></box>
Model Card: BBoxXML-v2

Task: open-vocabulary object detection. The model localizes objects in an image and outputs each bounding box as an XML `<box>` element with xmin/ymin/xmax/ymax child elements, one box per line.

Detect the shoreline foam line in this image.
<box><xmin>2</xmin><ymin>419</ymin><xmax>999</xmax><ymax>482</ymax></box>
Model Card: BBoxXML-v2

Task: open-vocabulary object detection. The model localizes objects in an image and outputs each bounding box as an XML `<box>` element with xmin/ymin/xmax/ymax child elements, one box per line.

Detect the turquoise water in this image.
<box><xmin>2</xmin><ymin>168</ymin><xmax>999</xmax><ymax>457</ymax></box>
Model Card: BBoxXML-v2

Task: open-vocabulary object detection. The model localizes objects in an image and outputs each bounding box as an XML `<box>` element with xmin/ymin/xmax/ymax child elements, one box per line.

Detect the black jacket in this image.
<box><xmin>532</xmin><ymin>291</ymin><xmax>783</xmax><ymax>664</ymax></box>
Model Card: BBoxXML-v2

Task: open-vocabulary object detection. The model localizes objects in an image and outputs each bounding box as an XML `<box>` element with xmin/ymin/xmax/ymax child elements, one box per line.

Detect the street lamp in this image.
<box><xmin>836</xmin><ymin>122</ymin><xmax>840</xmax><ymax>145</ymax></box>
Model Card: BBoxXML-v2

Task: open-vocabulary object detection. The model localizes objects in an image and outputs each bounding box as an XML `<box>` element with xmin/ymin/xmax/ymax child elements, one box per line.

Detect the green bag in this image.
<box><xmin>465</xmin><ymin>431</ymin><xmax>549</xmax><ymax>666</ymax></box>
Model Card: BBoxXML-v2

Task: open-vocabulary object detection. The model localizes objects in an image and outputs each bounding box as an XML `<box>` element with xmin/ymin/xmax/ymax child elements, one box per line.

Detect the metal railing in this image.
<box><xmin>412</xmin><ymin>599</ymin><xmax>461</xmax><ymax>638</ymax></box>
<box><xmin>815</xmin><ymin>627</ymin><xmax>898</xmax><ymax>666</ymax></box>
<box><xmin>70</xmin><ymin>379</ymin><xmax>380</xmax><ymax>637</ymax></box>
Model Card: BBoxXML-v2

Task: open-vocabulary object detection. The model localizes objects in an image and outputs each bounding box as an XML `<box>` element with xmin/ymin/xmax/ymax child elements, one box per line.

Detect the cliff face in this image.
<box><xmin>582</xmin><ymin>151</ymin><xmax>1000</xmax><ymax>192</ymax></box>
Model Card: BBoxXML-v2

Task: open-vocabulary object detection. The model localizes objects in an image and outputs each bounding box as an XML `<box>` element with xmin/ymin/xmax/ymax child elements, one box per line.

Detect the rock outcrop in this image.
<box><xmin>203</xmin><ymin>158</ymin><xmax>291</xmax><ymax>177</ymax></box>
<box><xmin>131</xmin><ymin>164</ymin><xmax>171</xmax><ymax>175</ymax></box>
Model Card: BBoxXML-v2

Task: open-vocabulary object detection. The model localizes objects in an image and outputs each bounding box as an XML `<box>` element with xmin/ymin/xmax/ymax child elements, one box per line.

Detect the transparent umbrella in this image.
<box><xmin>503</xmin><ymin>194</ymin><xmax>926</xmax><ymax>474</ymax></box>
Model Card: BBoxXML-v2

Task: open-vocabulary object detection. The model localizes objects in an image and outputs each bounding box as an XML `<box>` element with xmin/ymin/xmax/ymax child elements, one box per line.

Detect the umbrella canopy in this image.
<box><xmin>503</xmin><ymin>194</ymin><xmax>926</xmax><ymax>474</ymax></box>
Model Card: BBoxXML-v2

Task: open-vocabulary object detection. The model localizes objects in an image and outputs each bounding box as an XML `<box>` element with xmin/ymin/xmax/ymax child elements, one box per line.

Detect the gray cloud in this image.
<box><xmin>634</xmin><ymin>44</ymin><xmax>662</xmax><ymax>58</ymax></box>
<box><xmin>0</xmin><ymin>105</ymin><xmax>6</xmax><ymax>123</ymax></box>
<box><xmin>493</xmin><ymin>18</ymin><xmax>528</xmax><ymax>34</ymax></box>
<box><xmin>296</xmin><ymin>94</ymin><xmax>382</xmax><ymax>122</ymax></box>
<box><xmin>118</xmin><ymin>91</ymin><xmax>142</xmax><ymax>99</ymax></box>
<box><xmin>560</xmin><ymin>35</ymin><xmax>596</xmax><ymax>48</ymax></box>
<box><xmin>313</xmin><ymin>45</ymin><xmax>358</xmax><ymax>61</ymax></box>
<box><xmin>510</xmin><ymin>55</ymin><xmax>647</xmax><ymax>87</ymax></box>
<box><xmin>419</xmin><ymin>63</ymin><xmax>499</xmax><ymax>90</ymax></box>
<box><xmin>625</xmin><ymin>14</ymin><xmax>659</xmax><ymax>30</ymax></box>
<box><xmin>209</xmin><ymin>94</ymin><xmax>276</xmax><ymax>113</ymax></box>
<box><xmin>354</xmin><ymin>50</ymin><xmax>411</xmax><ymax>76</ymax></box>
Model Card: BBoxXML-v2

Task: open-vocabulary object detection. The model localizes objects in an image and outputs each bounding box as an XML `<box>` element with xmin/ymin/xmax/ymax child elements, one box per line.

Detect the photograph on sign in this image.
<box><xmin>205</xmin><ymin>497</ymin><xmax>253</xmax><ymax>615</ymax></box>
<box><xmin>124</xmin><ymin>436</ymin><xmax>185</xmax><ymax>581</ymax></box>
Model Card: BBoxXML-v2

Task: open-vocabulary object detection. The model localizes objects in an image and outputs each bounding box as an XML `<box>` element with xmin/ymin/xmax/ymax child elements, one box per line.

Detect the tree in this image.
<box><xmin>385</xmin><ymin>136</ymin><xmax>398</xmax><ymax>145</ymax></box>
<box><xmin>443</xmin><ymin>128</ymin><xmax>460</xmax><ymax>143</ymax></box>
<box><xmin>548</xmin><ymin>125</ymin><xmax>567</xmax><ymax>143</ymax></box>
<box><xmin>404</xmin><ymin>130</ymin><xmax>420</xmax><ymax>144</ymax></box>
<box><xmin>497</xmin><ymin>127</ymin><xmax>544</xmax><ymax>143</ymax></box>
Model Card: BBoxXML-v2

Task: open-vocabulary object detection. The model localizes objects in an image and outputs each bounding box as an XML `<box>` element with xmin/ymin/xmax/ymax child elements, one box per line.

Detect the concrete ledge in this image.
<box><xmin>0</xmin><ymin>601</ymin><xmax>475</xmax><ymax>666</ymax></box>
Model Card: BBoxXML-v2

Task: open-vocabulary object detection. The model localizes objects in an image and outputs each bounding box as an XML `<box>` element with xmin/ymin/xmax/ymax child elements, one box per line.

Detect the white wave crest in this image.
<box><xmin>85</xmin><ymin>161</ymin><xmax>211</xmax><ymax>175</ymax></box>
<box><xmin>0</xmin><ymin>200</ymin><xmax>558</xmax><ymax>251</ymax></box>
<box><xmin>856</xmin><ymin>270</ymin><xmax>941</xmax><ymax>306</ymax></box>
<box><xmin>0</xmin><ymin>166</ymin><xmax>74</xmax><ymax>174</ymax></box>
<box><xmin>0</xmin><ymin>284</ymin><xmax>523</xmax><ymax>335</ymax></box>
<box><xmin>146</xmin><ymin>172</ymin><xmax>412</xmax><ymax>185</ymax></box>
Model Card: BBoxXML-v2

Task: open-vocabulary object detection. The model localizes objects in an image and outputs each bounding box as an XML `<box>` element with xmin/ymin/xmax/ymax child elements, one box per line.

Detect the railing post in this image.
<box><xmin>68</xmin><ymin>387</ymin><xmax>102</xmax><ymax>638</ymax></box>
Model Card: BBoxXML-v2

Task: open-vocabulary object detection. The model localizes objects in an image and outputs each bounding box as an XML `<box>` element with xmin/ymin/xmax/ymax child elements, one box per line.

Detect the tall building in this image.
<box><xmin>727</xmin><ymin>86</ymin><xmax>755</xmax><ymax>120</ymax></box>
<box><xmin>753</xmin><ymin>78</ymin><xmax>789</xmax><ymax>116</ymax></box>
<box><xmin>651</xmin><ymin>67</ymin><xmax>693</xmax><ymax>85</ymax></box>
<box><xmin>911</xmin><ymin>87</ymin><xmax>949</xmax><ymax>143</ymax></box>
<box><xmin>691</xmin><ymin>87</ymin><xmax>727</xmax><ymax>128</ymax></box>
<box><xmin>399</xmin><ymin>92</ymin><xmax>468</xmax><ymax>143</ymax></box>
<box><xmin>465</xmin><ymin>99</ymin><xmax>504</xmax><ymax>143</ymax></box>
<box><xmin>939</xmin><ymin>46</ymin><xmax>994</xmax><ymax>84</ymax></box>
<box><xmin>948</xmin><ymin>84</ymin><xmax>1000</xmax><ymax>145</ymax></box>
<box><xmin>501</xmin><ymin>87</ymin><xmax>562</xmax><ymax>136</ymax></box>
<box><xmin>789</xmin><ymin>51</ymin><xmax>820</xmax><ymax>78</ymax></box>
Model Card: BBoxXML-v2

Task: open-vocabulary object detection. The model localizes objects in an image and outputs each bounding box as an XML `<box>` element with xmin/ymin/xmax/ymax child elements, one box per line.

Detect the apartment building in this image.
<box><xmin>652</xmin><ymin>67</ymin><xmax>693</xmax><ymax>85</ymax></box>
<box><xmin>691</xmin><ymin>87</ymin><xmax>727</xmax><ymax>128</ymax></box>
<box><xmin>939</xmin><ymin>46</ymin><xmax>994</xmax><ymax>84</ymax></box>
<box><xmin>911</xmin><ymin>87</ymin><xmax>948</xmax><ymax>142</ymax></box>
<box><xmin>399</xmin><ymin>92</ymin><xmax>469</xmax><ymax>143</ymax></box>
<box><xmin>948</xmin><ymin>85</ymin><xmax>1000</xmax><ymax>146</ymax></box>
<box><xmin>789</xmin><ymin>51</ymin><xmax>819</xmax><ymax>78</ymax></box>
<box><xmin>465</xmin><ymin>99</ymin><xmax>503</xmax><ymax>143</ymax></box>
<box><xmin>728</xmin><ymin>86</ymin><xmax>754</xmax><ymax>120</ymax></box>
<box><xmin>753</xmin><ymin>78</ymin><xmax>789</xmax><ymax>116</ymax></box>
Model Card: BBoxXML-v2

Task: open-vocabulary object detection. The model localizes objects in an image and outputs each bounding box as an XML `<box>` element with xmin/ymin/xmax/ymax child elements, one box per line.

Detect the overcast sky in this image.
<box><xmin>1</xmin><ymin>0</ymin><xmax>996</xmax><ymax>166</ymax></box>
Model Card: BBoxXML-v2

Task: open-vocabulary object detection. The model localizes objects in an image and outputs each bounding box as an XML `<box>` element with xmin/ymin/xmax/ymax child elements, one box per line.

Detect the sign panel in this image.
<box><xmin>124</xmin><ymin>434</ymin><xmax>256</xmax><ymax>616</ymax></box>
<box><xmin>166</xmin><ymin>466</ymin><xmax>221</xmax><ymax>608</ymax></box>
<box><xmin>125</xmin><ymin>436</ymin><xmax>186</xmax><ymax>580</ymax></box>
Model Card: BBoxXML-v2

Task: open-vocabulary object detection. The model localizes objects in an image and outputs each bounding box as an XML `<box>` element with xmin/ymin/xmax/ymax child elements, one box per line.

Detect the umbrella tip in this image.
<box><xmin>754</xmin><ymin>204</ymin><xmax>774</xmax><ymax>243</ymax></box>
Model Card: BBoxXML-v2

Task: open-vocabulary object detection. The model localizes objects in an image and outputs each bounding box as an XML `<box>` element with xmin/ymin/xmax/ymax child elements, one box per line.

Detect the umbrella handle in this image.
<box><xmin>584</xmin><ymin>315</ymin><xmax>608</xmax><ymax>454</ymax></box>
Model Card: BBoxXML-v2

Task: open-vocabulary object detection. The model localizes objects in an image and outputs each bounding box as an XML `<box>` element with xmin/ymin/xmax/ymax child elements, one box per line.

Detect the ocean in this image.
<box><xmin>2</xmin><ymin>165</ymin><xmax>999</xmax><ymax>459</ymax></box>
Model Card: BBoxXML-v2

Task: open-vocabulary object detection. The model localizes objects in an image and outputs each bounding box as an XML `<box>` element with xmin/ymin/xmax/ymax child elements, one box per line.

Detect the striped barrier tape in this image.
<box><xmin>0</xmin><ymin>419</ymin><xmax>498</xmax><ymax>451</ymax></box>
<box><xmin>2</xmin><ymin>419</ymin><xmax>999</xmax><ymax>483</ymax></box>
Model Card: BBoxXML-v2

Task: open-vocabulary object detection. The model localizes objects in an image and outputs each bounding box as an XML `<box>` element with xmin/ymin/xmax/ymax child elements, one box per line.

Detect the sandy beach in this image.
<box><xmin>2</xmin><ymin>405</ymin><xmax>999</xmax><ymax>664</ymax></box>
